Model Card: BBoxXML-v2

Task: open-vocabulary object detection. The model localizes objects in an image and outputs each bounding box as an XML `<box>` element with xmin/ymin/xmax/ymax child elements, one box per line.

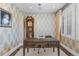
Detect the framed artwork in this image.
<box><xmin>0</xmin><ymin>8</ymin><xmax>12</xmax><ymax>27</ymax></box>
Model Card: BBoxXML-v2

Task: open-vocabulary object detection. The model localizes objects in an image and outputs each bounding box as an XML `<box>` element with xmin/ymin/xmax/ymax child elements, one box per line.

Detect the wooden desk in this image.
<box><xmin>23</xmin><ymin>38</ymin><xmax>60</xmax><ymax>56</ymax></box>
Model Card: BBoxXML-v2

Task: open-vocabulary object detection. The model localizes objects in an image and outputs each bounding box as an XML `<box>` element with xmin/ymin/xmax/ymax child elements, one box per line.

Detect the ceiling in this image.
<box><xmin>12</xmin><ymin>3</ymin><xmax>66</xmax><ymax>13</ymax></box>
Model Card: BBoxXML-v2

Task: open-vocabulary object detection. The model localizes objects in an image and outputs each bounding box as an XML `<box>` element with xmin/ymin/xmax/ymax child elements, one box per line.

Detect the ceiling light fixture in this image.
<box><xmin>38</xmin><ymin>3</ymin><xmax>41</xmax><ymax>6</ymax></box>
<box><xmin>38</xmin><ymin>3</ymin><xmax>42</xmax><ymax>10</ymax></box>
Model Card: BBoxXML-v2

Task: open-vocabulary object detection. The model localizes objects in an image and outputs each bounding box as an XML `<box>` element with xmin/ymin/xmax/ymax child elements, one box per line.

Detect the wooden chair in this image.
<box><xmin>37</xmin><ymin>42</ymin><xmax>48</xmax><ymax>54</ymax></box>
<box><xmin>45</xmin><ymin>35</ymin><xmax>55</xmax><ymax>52</ymax></box>
<box><xmin>37</xmin><ymin>35</ymin><xmax>46</xmax><ymax>54</ymax></box>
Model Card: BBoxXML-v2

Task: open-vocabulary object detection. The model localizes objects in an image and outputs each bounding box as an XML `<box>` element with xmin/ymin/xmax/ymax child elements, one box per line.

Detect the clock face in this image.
<box><xmin>28</xmin><ymin>21</ymin><xmax>32</xmax><ymax>27</ymax></box>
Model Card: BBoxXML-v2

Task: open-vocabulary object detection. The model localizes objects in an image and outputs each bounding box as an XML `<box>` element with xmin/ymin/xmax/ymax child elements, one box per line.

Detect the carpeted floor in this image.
<box><xmin>15</xmin><ymin>48</ymin><xmax>67</xmax><ymax>56</ymax></box>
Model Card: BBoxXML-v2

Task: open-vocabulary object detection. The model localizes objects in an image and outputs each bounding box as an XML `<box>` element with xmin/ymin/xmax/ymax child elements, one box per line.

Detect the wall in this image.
<box><xmin>61</xmin><ymin>4</ymin><xmax>75</xmax><ymax>39</ymax></box>
<box><xmin>61</xmin><ymin>36</ymin><xmax>79</xmax><ymax>54</ymax></box>
<box><xmin>0</xmin><ymin>4</ymin><xmax>25</xmax><ymax>55</ymax></box>
<box><xmin>26</xmin><ymin>13</ymin><xmax>55</xmax><ymax>38</ymax></box>
<box><xmin>76</xmin><ymin>4</ymin><xmax>79</xmax><ymax>41</ymax></box>
<box><xmin>61</xmin><ymin>4</ymin><xmax>79</xmax><ymax>54</ymax></box>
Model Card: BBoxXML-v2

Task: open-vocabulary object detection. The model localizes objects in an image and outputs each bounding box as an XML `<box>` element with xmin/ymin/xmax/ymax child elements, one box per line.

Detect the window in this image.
<box><xmin>67</xmin><ymin>12</ymin><xmax>72</xmax><ymax>35</ymax></box>
<box><xmin>61</xmin><ymin>4</ymin><xmax>75</xmax><ymax>39</ymax></box>
<box><xmin>62</xmin><ymin>16</ymin><xmax>64</xmax><ymax>34</ymax></box>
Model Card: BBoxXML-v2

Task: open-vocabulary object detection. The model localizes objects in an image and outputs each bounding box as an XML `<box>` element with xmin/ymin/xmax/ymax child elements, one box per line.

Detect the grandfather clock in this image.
<box><xmin>25</xmin><ymin>16</ymin><xmax>34</xmax><ymax>38</ymax></box>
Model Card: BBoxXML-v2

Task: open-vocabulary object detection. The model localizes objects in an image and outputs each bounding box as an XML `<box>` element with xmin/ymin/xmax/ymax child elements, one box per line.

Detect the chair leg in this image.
<box><xmin>38</xmin><ymin>48</ymin><xmax>40</xmax><ymax>54</ymax></box>
<box><xmin>27</xmin><ymin>48</ymin><xmax>29</xmax><ymax>53</ymax></box>
<box><xmin>43</xmin><ymin>48</ymin><xmax>46</xmax><ymax>52</ymax></box>
<box><xmin>34</xmin><ymin>48</ymin><xmax>35</xmax><ymax>51</ymax></box>
<box><xmin>53</xmin><ymin>47</ymin><xmax>55</xmax><ymax>52</ymax></box>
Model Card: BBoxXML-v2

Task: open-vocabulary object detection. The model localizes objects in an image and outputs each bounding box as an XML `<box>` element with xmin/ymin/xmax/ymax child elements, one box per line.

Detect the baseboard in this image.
<box><xmin>3</xmin><ymin>42</ymin><xmax>79</xmax><ymax>56</ymax></box>
<box><xmin>60</xmin><ymin>43</ymin><xmax>79</xmax><ymax>56</ymax></box>
<box><xmin>3</xmin><ymin>43</ymin><xmax>23</xmax><ymax>56</ymax></box>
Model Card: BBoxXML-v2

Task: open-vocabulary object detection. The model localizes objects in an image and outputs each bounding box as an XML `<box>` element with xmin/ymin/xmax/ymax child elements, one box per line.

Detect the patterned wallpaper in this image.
<box><xmin>0</xmin><ymin>4</ymin><xmax>56</xmax><ymax>55</ymax></box>
<box><xmin>26</xmin><ymin>13</ymin><xmax>55</xmax><ymax>38</ymax></box>
<box><xmin>0</xmin><ymin>4</ymin><xmax>25</xmax><ymax>55</ymax></box>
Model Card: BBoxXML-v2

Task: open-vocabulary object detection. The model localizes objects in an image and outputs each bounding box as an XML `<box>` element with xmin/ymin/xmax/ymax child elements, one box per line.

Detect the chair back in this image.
<box><xmin>45</xmin><ymin>35</ymin><xmax>52</xmax><ymax>38</ymax></box>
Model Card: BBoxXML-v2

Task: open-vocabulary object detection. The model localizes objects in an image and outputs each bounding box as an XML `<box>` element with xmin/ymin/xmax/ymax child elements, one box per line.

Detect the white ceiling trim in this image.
<box><xmin>12</xmin><ymin>3</ymin><xmax>66</xmax><ymax>13</ymax></box>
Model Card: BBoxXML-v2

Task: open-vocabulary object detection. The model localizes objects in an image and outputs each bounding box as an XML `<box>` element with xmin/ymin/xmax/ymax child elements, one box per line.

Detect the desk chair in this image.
<box><xmin>45</xmin><ymin>35</ymin><xmax>55</xmax><ymax>52</ymax></box>
<box><xmin>37</xmin><ymin>42</ymin><xmax>47</xmax><ymax>54</ymax></box>
<box><xmin>37</xmin><ymin>35</ymin><xmax>54</xmax><ymax>54</ymax></box>
<box><xmin>37</xmin><ymin>35</ymin><xmax>46</xmax><ymax>54</ymax></box>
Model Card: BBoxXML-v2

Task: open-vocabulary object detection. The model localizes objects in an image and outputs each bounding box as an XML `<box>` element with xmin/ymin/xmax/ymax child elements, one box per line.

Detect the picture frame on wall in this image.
<box><xmin>0</xmin><ymin>8</ymin><xmax>12</xmax><ymax>27</ymax></box>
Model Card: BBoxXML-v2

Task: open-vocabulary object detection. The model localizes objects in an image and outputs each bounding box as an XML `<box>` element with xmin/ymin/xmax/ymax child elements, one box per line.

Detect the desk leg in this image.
<box><xmin>27</xmin><ymin>48</ymin><xmax>29</xmax><ymax>53</ymax></box>
<box><xmin>58</xmin><ymin>46</ymin><xmax>60</xmax><ymax>56</ymax></box>
<box><xmin>23</xmin><ymin>47</ymin><xmax>25</xmax><ymax>56</ymax></box>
